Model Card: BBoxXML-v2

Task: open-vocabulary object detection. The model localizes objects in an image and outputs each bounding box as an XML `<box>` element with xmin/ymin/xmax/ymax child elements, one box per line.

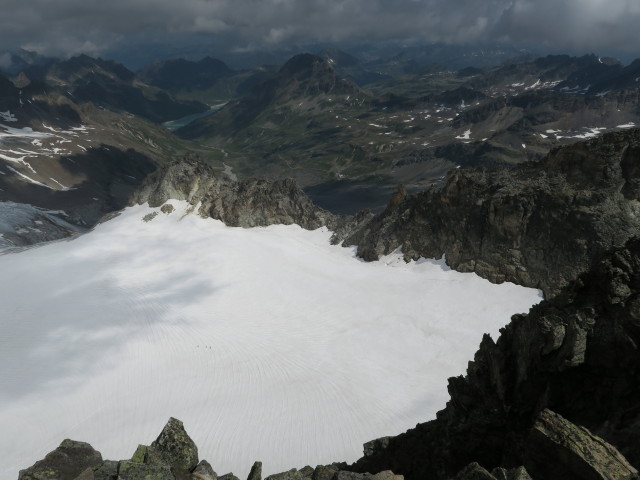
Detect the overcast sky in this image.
<box><xmin>1</xmin><ymin>0</ymin><xmax>639</xmax><ymax>64</ymax></box>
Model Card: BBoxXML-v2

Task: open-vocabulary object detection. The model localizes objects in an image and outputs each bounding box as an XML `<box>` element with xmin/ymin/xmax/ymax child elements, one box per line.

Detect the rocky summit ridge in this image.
<box><xmin>130</xmin><ymin>156</ymin><xmax>342</xmax><ymax>230</ymax></box>
<box><xmin>338</xmin><ymin>128</ymin><xmax>640</xmax><ymax>297</ymax></box>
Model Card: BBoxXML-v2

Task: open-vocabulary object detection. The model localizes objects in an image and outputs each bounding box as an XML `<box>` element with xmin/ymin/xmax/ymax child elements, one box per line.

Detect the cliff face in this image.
<box><xmin>131</xmin><ymin>158</ymin><xmax>341</xmax><ymax>230</ymax></box>
<box><xmin>350</xmin><ymin>236</ymin><xmax>640</xmax><ymax>480</ymax></box>
<box><xmin>339</xmin><ymin>129</ymin><xmax>640</xmax><ymax>297</ymax></box>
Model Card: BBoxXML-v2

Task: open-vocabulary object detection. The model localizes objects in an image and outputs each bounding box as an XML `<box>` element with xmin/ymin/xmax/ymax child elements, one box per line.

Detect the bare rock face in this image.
<box><xmin>525</xmin><ymin>409</ymin><xmax>638</xmax><ymax>480</ymax></box>
<box><xmin>131</xmin><ymin>157</ymin><xmax>339</xmax><ymax>230</ymax></box>
<box><xmin>350</xmin><ymin>237</ymin><xmax>640</xmax><ymax>480</ymax></box>
<box><xmin>18</xmin><ymin>439</ymin><xmax>103</xmax><ymax>480</ymax></box>
<box><xmin>339</xmin><ymin>128</ymin><xmax>640</xmax><ymax>297</ymax></box>
<box><xmin>149</xmin><ymin>417</ymin><xmax>199</xmax><ymax>472</ymax></box>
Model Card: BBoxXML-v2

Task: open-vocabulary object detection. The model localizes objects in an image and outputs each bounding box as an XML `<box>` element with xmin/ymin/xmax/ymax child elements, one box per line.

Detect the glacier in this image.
<box><xmin>0</xmin><ymin>201</ymin><xmax>542</xmax><ymax>478</ymax></box>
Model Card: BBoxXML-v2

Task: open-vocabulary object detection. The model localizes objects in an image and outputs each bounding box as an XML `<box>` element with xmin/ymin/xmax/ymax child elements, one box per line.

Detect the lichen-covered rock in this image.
<box><xmin>18</xmin><ymin>439</ymin><xmax>103</xmax><ymax>480</ymax></box>
<box><xmin>525</xmin><ymin>409</ymin><xmax>638</xmax><ymax>480</ymax></box>
<box><xmin>93</xmin><ymin>460</ymin><xmax>118</xmax><ymax>480</ymax></box>
<box><xmin>130</xmin><ymin>445</ymin><xmax>148</xmax><ymax>464</ymax></box>
<box><xmin>149</xmin><ymin>417</ymin><xmax>199</xmax><ymax>472</ymax></box>
<box><xmin>117</xmin><ymin>460</ymin><xmax>173</xmax><ymax>480</ymax></box>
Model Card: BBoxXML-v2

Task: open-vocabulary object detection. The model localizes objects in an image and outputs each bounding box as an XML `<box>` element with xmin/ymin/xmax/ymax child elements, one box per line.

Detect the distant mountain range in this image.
<box><xmin>2</xmin><ymin>46</ymin><xmax>640</xmax><ymax>233</ymax></box>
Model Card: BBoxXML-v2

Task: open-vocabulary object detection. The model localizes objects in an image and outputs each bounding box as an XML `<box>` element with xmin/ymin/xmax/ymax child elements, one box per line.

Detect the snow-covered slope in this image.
<box><xmin>0</xmin><ymin>202</ymin><xmax>541</xmax><ymax>478</ymax></box>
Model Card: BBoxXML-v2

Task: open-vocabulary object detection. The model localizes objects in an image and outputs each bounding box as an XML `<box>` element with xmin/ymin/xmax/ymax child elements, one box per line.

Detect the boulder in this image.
<box><xmin>18</xmin><ymin>439</ymin><xmax>103</xmax><ymax>480</ymax></box>
<box><xmin>149</xmin><ymin>417</ymin><xmax>199</xmax><ymax>472</ymax></box>
<box><xmin>525</xmin><ymin>409</ymin><xmax>639</xmax><ymax>480</ymax></box>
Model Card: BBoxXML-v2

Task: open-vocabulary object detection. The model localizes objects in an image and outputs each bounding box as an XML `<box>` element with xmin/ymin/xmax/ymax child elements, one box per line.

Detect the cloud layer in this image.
<box><xmin>2</xmin><ymin>0</ymin><xmax>639</xmax><ymax>59</ymax></box>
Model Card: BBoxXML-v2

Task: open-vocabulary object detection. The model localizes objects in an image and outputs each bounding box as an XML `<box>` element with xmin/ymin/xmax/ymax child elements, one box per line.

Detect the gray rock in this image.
<box><xmin>18</xmin><ymin>439</ymin><xmax>103</xmax><ymax>480</ymax></box>
<box><xmin>131</xmin><ymin>157</ymin><xmax>339</xmax><ymax>231</ymax></box>
<box><xmin>312</xmin><ymin>465</ymin><xmax>340</xmax><ymax>480</ymax></box>
<box><xmin>72</xmin><ymin>468</ymin><xmax>94</xmax><ymax>480</ymax></box>
<box><xmin>363</xmin><ymin>438</ymin><xmax>391</xmax><ymax>458</ymax></box>
<box><xmin>298</xmin><ymin>467</ymin><xmax>314</xmax><ymax>479</ymax></box>
<box><xmin>525</xmin><ymin>409</ymin><xmax>639</xmax><ymax>480</ymax></box>
<box><xmin>339</xmin><ymin>129</ymin><xmax>640</xmax><ymax>297</ymax></box>
<box><xmin>193</xmin><ymin>460</ymin><xmax>218</xmax><ymax>480</ymax></box>
<box><xmin>149</xmin><ymin>417</ymin><xmax>199</xmax><ymax>472</ymax></box>
<box><xmin>266</xmin><ymin>469</ymin><xmax>305</xmax><ymax>480</ymax></box>
<box><xmin>219</xmin><ymin>473</ymin><xmax>240</xmax><ymax>480</ymax></box>
<box><xmin>117</xmin><ymin>460</ymin><xmax>173</xmax><ymax>480</ymax></box>
<box><xmin>94</xmin><ymin>460</ymin><xmax>118</xmax><ymax>480</ymax></box>
<box><xmin>247</xmin><ymin>461</ymin><xmax>262</xmax><ymax>480</ymax></box>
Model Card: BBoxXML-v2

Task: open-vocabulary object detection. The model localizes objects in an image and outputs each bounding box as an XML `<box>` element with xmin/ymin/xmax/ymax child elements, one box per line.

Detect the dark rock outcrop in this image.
<box><xmin>525</xmin><ymin>409</ymin><xmax>637</xmax><ymax>480</ymax></box>
<box><xmin>248</xmin><ymin>462</ymin><xmax>263</xmax><ymax>480</ymax></box>
<box><xmin>339</xmin><ymin>128</ymin><xmax>640</xmax><ymax>297</ymax></box>
<box><xmin>349</xmin><ymin>237</ymin><xmax>640</xmax><ymax>480</ymax></box>
<box><xmin>18</xmin><ymin>439</ymin><xmax>103</xmax><ymax>480</ymax></box>
<box><xmin>131</xmin><ymin>156</ymin><xmax>341</xmax><ymax>230</ymax></box>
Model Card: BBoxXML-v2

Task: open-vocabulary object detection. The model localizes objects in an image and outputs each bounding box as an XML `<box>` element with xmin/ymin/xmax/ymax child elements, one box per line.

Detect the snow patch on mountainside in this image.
<box><xmin>0</xmin><ymin>202</ymin><xmax>542</xmax><ymax>478</ymax></box>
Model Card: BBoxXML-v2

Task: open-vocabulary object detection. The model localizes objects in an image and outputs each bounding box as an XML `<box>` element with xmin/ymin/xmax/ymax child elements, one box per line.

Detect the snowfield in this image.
<box><xmin>0</xmin><ymin>202</ymin><xmax>542</xmax><ymax>478</ymax></box>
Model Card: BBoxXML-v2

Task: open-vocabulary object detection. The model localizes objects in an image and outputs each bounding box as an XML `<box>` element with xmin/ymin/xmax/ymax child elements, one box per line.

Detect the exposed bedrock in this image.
<box><xmin>339</xmin><ymin>128</ymin><xmax>640</xmax><ymax>297</ymax></box>
<box><xmin>130</xmin><ymin>156</ymin><xmax>348</xmax><ymax>231</ymax></box>
<box><xmin>349</xmin><ymin>237</ymin><xmax>640</xmax><ymax>480</ymax></box>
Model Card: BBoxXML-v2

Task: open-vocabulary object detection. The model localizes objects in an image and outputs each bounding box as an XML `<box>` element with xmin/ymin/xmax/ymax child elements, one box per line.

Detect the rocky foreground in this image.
<box><xmin>17</xmin><ymin>417</ymin><xmax>406</xmax><ymax>480</ymax></box>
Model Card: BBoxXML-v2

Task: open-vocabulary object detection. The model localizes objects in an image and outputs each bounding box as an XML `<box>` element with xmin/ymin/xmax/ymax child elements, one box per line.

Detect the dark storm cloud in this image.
<box><xmin>1</xmin><ymin>0</ymin><xmax>638</xmax><ymax>58</ymax></box>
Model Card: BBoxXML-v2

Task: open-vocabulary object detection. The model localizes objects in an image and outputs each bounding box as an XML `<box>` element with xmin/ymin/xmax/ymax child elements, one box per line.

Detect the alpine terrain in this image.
<box><xmin>1</xmin><ymin>37</ymin><xmax>640</xmax><ymax>480</ymax></box>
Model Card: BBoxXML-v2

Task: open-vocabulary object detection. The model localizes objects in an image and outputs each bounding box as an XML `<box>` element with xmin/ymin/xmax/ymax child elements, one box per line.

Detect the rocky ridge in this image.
<box><xmin>338</xmin><ymin>128</ymin><xmax>640</xmax><ymax>297</ymax></box>
<box><xmin>18</xmin><ymin>417</ymin><xmax>405</xmax><ymax>480</ymax></box>
<box><xmin>130</xmin><ymin>156</ymin><xmax>356</xmax><ymax>231</ymax></box>
<box><xmin>348</xmin><ymin>236</ymin><xmax>640</xmax><ymax>480</ymax></box>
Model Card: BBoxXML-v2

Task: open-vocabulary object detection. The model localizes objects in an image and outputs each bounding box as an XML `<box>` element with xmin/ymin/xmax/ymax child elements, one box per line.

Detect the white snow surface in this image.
<box><xmin>455</xmin><ymin>129</ymin><xmax>471</xmax><ymax>140</ymax></box>
<box><xmin>0</xmin><ymin>202</ymin><xmax>542</xmax><ymax>478</ymax></box>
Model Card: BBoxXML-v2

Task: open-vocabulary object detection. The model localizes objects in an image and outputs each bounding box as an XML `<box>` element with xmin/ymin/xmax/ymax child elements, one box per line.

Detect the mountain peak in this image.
<box><xmin>275</xmin><ymin>53</ymin><xmax>359</xmax><ymax>97</ymax></box>
<box><xmin>279</xmin><ymin>53</ymin><xmax>327</xmax><ymax>76</ymax></box>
